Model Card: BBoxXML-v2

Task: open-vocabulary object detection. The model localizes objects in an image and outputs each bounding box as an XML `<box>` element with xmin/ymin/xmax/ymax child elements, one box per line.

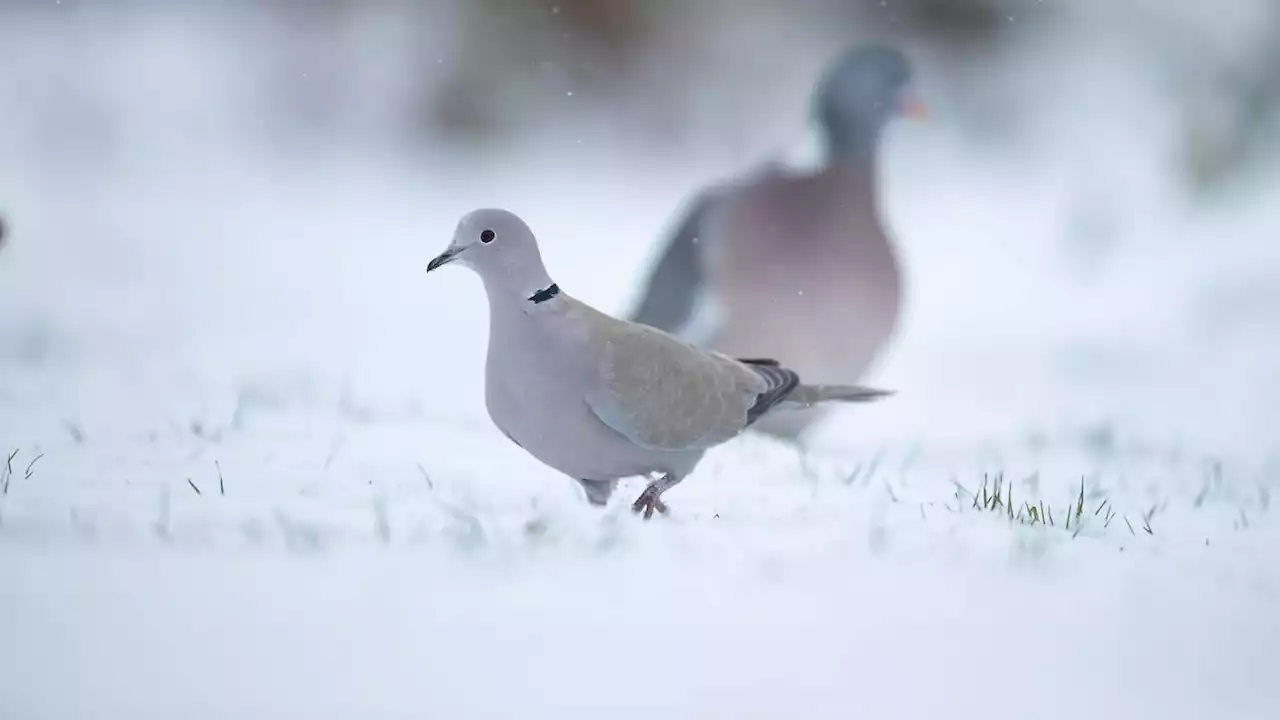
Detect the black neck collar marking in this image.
<box><xmin>528</xmin><ymin>283</ymin><xmax>560</xmax><ymax>304</ymax></box>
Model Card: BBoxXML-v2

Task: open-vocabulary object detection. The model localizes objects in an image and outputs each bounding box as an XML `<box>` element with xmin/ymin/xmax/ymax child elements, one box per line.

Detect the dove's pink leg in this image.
<box><xmin>632</xmin><ymin>473</ymin><xmax>683</xmax><ymax>520</ymax></box>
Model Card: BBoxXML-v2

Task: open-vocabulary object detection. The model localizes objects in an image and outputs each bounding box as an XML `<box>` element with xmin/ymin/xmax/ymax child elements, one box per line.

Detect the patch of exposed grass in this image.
<box><xmin>1</xmin><ymin>448</ymin><xmax>18</xmax><ymax>495</ymax></box>
<box><xmin>23</xmin><ymin>453</ymin><xmax>43</xmax><ymax>480</ymax></box>
<box><xmin>956</xmin><ymin>473</ymin><xmax>1151</xmax><ymax>540</ymax></box>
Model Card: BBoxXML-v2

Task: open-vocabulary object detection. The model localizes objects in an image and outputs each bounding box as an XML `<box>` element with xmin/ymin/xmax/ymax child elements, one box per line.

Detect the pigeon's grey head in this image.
<box><xmin>812</xmin><ymin>44</ymin><xmax>924</xmax><ymax>158</ymax></box>
<box><xmin>428</xmin><ymin>208</ymin><xmax>552</xmax><ymax>296</ymax></box>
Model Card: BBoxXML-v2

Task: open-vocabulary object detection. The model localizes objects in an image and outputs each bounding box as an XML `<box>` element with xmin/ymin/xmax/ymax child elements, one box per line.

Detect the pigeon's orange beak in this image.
<box><xmin>897</xmin><ymin>93</ymin><xmax>928</xmax><ymax>120</ymax></box>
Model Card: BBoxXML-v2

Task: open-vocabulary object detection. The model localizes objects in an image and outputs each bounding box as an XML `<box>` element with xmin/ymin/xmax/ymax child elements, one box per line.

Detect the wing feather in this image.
<box><xmin>585</xmin><ymin>322</ymin><xmax>765</xmax><ymax>452</ymax></box>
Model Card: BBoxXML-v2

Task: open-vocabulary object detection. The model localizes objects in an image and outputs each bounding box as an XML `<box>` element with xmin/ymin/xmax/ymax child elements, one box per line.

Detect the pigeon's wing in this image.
<box><xmin>624</xmin><ymin>190</ymin><xmax>721</xmax><ymax>336</ymax></box>
<box><xmin>583</xmin><ymin>320</ymin><xmax>771</xmax><ymax>452</ymax></box>
<box><xmin>627</xmin><ymin>162</ymin><xmax>793</xmax><ymax>343</ymax></box>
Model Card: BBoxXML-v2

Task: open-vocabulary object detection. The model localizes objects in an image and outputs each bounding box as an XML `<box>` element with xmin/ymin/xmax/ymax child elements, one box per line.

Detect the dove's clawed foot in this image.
<box><xmin>631</xmin><ymin>472</ymin><xmax>682</xmax><ymax>520</ymax></box>
<box><xmin>631</xmin><ymin>486</ymin><xmax>669</xmax><ymax>519</ymax></box>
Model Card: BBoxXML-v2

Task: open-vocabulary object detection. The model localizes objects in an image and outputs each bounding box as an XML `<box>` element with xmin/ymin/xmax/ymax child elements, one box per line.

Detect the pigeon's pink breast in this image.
<box><xmin>707</xmin><ymin>166</ymin><xmax>903</xmax><ymax>387</ymax></box>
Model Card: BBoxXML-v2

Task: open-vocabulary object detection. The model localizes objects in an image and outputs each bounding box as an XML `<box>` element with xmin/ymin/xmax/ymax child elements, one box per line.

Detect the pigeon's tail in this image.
<box><xmin>782</xmin><ymin>383</ymin><xmax>893</xmax><ymax>408</ymax></box>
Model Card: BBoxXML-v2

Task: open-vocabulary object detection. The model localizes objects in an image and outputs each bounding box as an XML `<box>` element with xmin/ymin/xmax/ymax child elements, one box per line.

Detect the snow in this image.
<box><xmin>3</xmin><ymin>532</ymin><xmax>1275</xmax><ymax>719</ymax></box>
<box><xmin>2</xmin><ymin>7</ymin><xmax>1279</xmax><ymax>719</ymax></box>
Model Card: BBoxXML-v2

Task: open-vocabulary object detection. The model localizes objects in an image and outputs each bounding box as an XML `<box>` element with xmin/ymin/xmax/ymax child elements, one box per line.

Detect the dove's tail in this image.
<box><xmin>782</xmin><ymin>383</ymin><xmax>893</xmax><ymax>407</ymax></box>
<box><xmin>737</xmin><ymin>358</ymin><xmax>893</xmax><ymax>425</ymax></box>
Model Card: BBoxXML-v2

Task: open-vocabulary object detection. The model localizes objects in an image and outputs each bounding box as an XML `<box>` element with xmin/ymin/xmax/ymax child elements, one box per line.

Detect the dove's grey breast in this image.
<box><xmin>483</xmin><ymin>297</ymin><xmax>705</xmax><ymax>482</ymax></box>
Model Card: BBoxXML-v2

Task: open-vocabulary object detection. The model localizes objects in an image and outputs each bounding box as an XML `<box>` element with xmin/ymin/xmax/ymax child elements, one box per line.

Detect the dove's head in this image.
<box><xmin>812</xmin><ymin>43</ymin><xmax>924</xmax><ymax>159</ymax></box>
<box><xmin>428</xmin><ymin>208</ymin><xmax>554</xmax><ymax>301</ymax></box>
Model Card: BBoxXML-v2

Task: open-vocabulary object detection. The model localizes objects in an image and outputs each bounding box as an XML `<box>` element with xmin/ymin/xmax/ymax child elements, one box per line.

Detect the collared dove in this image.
<box><xmin>426</xmin><ymin>208</ymin><xmax>891</xmax><ymax>517</ymax></box>
<box><xmin>626</xmin><ymin>43</ymin><xmax>924</xmax><ymax>442</ymax></box>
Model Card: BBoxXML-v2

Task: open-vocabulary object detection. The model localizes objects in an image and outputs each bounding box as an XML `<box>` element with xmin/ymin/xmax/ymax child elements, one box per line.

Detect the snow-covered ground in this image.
<box><xmin>2</xmin><ymin>8</ymin><xmax>1279</xmax><ymax>719</ymax></box>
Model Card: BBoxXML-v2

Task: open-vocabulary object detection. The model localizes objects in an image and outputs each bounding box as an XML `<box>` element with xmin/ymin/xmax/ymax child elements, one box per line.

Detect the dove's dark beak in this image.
<box><xmin>426</xmin><ymin>248</ymin><xmax>459</xmax><ymax>273</ymax></box>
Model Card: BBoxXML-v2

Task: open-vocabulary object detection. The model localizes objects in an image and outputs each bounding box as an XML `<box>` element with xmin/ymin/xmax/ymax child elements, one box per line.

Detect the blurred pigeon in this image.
<box><xmin>626</xmin><ymin>43</ymin><xmax>924</xmax><ymax>441</ymax></box>
<box><xmin>0</xmin><ymin>214</ymin><xmax>7</xmax><ymax>254</ymax></box>
<box><xmin>425</xmin><ymin>208</ymin><xmax>891</xmax><ymax>516</ymax></box>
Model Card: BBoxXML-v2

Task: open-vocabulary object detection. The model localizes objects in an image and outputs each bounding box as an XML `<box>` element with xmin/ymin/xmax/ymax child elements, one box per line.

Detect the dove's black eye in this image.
<box><xmin>480</xmin><ymin>229</ymin><xmax>495</xmax><ymax>244</ymax></box>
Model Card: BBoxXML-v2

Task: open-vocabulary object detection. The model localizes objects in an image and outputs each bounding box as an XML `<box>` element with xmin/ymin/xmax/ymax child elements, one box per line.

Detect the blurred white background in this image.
<box><xmin>1</xmin><ymin>2</ymin><xmax>1278</xmax><ymax>718</ymax></box>
<box><xmin>3</xmin><ymin>0</ymin><xmax>1278</xmax><ymax>453</ymax></box>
